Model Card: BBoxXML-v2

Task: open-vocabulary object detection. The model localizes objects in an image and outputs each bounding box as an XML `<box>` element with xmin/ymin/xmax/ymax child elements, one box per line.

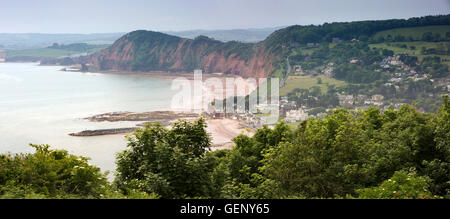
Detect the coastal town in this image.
<box><xmin>1</xmin><ymin>0</ymin><xmax>449</xmax><ymax>201</ymax></box>
<box><xmin>203</xmin><ymin>52</ymin><xmax>450</xmax><ymax>130</ymax></box>
<box><xmin>68</xmin><ymin>50</ymin><xmax>450</xmax><ymax>147</ymax></box>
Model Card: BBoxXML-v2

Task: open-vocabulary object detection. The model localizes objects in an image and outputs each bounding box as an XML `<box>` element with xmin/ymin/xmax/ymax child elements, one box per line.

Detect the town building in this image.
<box><xmin>285</xmin><ymin>109</ymin><xmax>309</xmax><ymax>123</ymax></box>
<box><xmin>338</xmin><ymin>94</ymin><xmax>354</xmax><ymax>105</ymax></box>
<box><xmin>293</xmin><ymin>65</ymin><xmax>305</xmax><ymax>75</ymax></box>
<box><xmin>371</xmin><ymin>95</ymin><xmax>384</xmax><ymax>106</ymax></box>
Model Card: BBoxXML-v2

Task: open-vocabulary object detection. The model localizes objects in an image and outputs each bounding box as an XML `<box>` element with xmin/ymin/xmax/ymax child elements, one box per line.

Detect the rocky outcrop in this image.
<box><xmin>69</xmin><ymin>111</ymin><xmax>200</xmax><ymax>137</ymax></box>
<box><xmin>69</xmin><ymin>128</ymin><xmax>138</xmax><ymax>137</ymax></box>
<box><xmin>84</xmin><ymin>111</ymin><xmax>198</xmax><ymax>122</ymax></box>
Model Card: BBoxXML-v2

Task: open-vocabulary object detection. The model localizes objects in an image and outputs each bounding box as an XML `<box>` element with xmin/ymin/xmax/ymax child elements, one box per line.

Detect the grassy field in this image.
<box><xmin>280</xmin><ymin>75</ymin><xmax>347</xmax><ymax>96</ymax></box>
<box><xmin>373</xmin><ymin>25</ymin><xmax>450</xmax><ymax>40</ymax></box>
<box><xmin>7</xmin><ymin>48</ymin><xmax>84</xmax><ymax>58</ymax></box>
<box><xmin>6</xmin><ymin>46</ymin><xmax>107</xmax><ymax>59</ymax></box>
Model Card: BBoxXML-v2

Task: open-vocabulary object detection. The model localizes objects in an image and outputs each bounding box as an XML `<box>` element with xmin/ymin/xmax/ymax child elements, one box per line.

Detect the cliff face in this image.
<box><xmin>79</xmin><ymin>31</ymin><xmax>279</xmax><ymax>78</ymax></box>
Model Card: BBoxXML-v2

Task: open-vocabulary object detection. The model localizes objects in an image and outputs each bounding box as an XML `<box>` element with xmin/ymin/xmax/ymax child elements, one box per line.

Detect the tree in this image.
<box><xmin>261</xmin><ymin>109</ymin><xmax>374</xmax><ymax>198</ymax></box>
<box><xmin>0</xmin><ymin>144</ymin><xmax>109</xmax><ymax>198</ymax></box>
<box><xmin>215</xmin><ymin>122</ymin><xmax>292</xmax><ymax>198</ymax></box>
<box><xmin>382</xmin><ymin>49</ymin><xmax>394</xmax><ymax>57</ymax></box>
<box><xmin>259</xmin><ymin>99</ymin><xmax>449</xmax><ymax>199</ymax></box>
<box><xmin>425</xmin><ymin>95</ymin><xmax>450</xmax><ymax>197</ymax></box>
<box><xmin>357</xmin><ymin>171</ymin><xmax>435</xmax><ymax>199</ymax></box>
<box><xmin>115</xmin><ymin>118</ymin><xmax>219</xmax><ymax>198</ymax></box>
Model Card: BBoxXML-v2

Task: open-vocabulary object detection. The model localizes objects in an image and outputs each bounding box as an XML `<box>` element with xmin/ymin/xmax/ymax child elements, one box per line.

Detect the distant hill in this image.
<box><xmin>164</xmin><ymin>27</ymin><xmax>284</xmax><ymax>43</ymax></box>
<box><xmin>0</xmin><ymin>27</ymin><xmax>283</xmax><ymax>50</ymax></box>
<box><xmin>0</xmin><ymin>33</ymin><xmax>124</xmax><ymax>50</ymax></box>
<box><xmin>42</xmin><ymin>15</ymin><xmax>450</xmax><ymax>79</ymax></box>
<box><xmin>263</xmin><ymin>15</ymin><xmax>450</xmax><ymax>52</ymax></box>
<box><xmin>6</xmin><ymin>43</ymin><xmax>109</xmax><ymax>62</ymax></box>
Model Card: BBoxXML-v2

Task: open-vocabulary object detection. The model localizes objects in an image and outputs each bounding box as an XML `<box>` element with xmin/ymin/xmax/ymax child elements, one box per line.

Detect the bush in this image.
<box><xmin>0</xmin><ymin>144</ymin><xmax>109</xmax><ymax>199</ymax></box>
<box><xmin>357</xmin><ymin>171</ymin><xmax>435</xmax><ymax>199</ymax></box>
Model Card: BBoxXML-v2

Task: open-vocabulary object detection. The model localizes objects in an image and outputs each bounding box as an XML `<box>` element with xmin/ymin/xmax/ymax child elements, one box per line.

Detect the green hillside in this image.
<box><xmin>369</xmin><ymin>41</ymin><xmax>450</xmax><ymax>66</ymax></box>
<box><xmin>274</xmin><ymin>17</ymin><xmax>449</xmax><ymax>113</ymax></box>
<box><xmin>373</xmin><ymin>25</ymin><xmax>450</xmax><ymax>41</ymax></box>
<box><xmin>8</xmin><ymin>48</ymin><xmax>85</xmax><ymax>58</ymax></box>
<box><xmin>280</xmin><ymin>75</ymin><xmax>347</xmax><ymax>96</ymax></box>
<box><xmin>6</xmin><ymin>43</ymin><xmax>108</xmax><ymax>61</ymax></box>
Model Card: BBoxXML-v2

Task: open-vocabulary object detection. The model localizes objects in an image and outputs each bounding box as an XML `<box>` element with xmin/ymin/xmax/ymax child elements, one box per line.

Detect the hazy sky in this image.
<box><xmin>0</xmin><ymin>0</ymin><xmax>449</xmax><ymax>33</ymax></box>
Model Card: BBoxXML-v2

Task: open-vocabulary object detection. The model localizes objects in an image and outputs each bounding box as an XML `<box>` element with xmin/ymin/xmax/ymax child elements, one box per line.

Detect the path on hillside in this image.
<box><xmin>280</xmin><ymin>57</ymin><xmax>291</xmax><ymax>88</ymax></box>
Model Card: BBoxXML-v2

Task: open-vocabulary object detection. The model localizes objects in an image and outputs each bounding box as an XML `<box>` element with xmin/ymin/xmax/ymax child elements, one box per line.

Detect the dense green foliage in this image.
<box><xmin>125</xmin><ymin>31</ymin><xmax>184</xmax><ymax>71</ymax></box>
<box><xmin>356</xmin><ymin>171</ymin><xmax>434</xmax><ymax>199</ymax></box>
<box><xmin>290</xmin><ymin>42</ymin><xmax>388</xmax><ymax>83</ymax></box>
<box><xmin>260</xmin><ymin>104</ymin><xmax>449</xmax><ymax>198</ymax></box>
<box><xmin>0</xmin><ymin>144</ymin><xmax>109</xmax><ymax>199</ymax></box>
<box><xmin>264</xmin><ymin>15</ymin><xmax>450</xmax><ymax>50</ymax></box>
<box><xmin>421</xmin><ymin>56</ymin><xmax>449</xmax><ymax>78</ymax></box>
<box><xmin>373</xmin><ymin>25</ymin><xmax>450</xmax><ymax>43</ymax></box>
<box><xmin>0</xmin><ymin>97</ymin><xmax>448</xmax><ymax>199</ymax></box>
<box><xmin>115</xmin><ymin>119</ymin><xmax>218</xmax><ymax>198</ymax></box>
<box><xmin>113</xmin><ymin>96</ymin><xmax>449</xmax><ymax>199</ymax></box>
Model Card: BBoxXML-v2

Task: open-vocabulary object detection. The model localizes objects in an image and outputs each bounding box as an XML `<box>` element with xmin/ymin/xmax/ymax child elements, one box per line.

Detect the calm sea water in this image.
<box><xmin>0</xmin><ymin>62</ymin><xmax>177</xmax><ymax>175</ymax></box>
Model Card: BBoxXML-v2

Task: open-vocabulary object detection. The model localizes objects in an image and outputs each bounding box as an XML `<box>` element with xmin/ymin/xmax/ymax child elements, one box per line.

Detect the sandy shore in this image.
<box><xmin>71</xmin><ymin>111</ymin><xmax>254</xmax><ymax>150</ymax></box>
<box><xmin>164</xmin><ymin>117</ymin><xmax>254</xmax><ymax>150</ymax></box>
<box><xmin>69</xmin><ymin>70</ymin><xmax>258</xmax><ymax>149</ymax></box>
<box><xmin>206</xmin><ymin>118</ymin><xmax>254</xmax><ymax>150</ymax></box>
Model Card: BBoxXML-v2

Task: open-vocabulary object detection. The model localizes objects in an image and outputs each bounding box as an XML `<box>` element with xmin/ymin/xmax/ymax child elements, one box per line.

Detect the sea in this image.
<box><xmin>0</xmin><ymin>62</ymin><xmax>178</xmax><ymax>175</ymax></box>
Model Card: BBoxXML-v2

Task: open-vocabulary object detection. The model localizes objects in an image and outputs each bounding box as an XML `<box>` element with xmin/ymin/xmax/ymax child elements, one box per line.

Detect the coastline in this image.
<box><xmin>70</xmin><ymin>116</ymin><xmax>254</xmax><ymax>150</ymax></box>
<box><xmin>69</xmin><ymin>111</ymin><xmax>255</xmax><ymax>150</ymax></box>
<box><xmin>81</xmin><ymin>69</ymin><xmax>261</xmax><ymax>85</ymax></box>
<box><xmin>55</xmin><ymin>67</ymin><xmax>260</xmax><ymax>149</ymax></box>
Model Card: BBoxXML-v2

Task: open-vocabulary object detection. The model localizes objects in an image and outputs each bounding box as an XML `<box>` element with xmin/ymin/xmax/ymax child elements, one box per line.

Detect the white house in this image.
<box><xmin>285</xmin><ymin>109</ymin><xmax>309</xmax><ymax>123</ymax></box>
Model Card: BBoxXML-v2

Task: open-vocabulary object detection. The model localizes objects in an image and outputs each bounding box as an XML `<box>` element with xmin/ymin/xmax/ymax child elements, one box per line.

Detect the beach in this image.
<box><xmin>72</xmin><ymin>111</ymin><xmax>254</xmax><ymax>150</ymax></box>
<box><xmin>66</xmin><ymin>69</ymin><xmax>259</xmax><ymax>149</ymax></box>
<box><xmin>206</xmin><ymin>118</ymin><xmax>254</xmax><ymax>150</ymax></box>
<box><xmin>0</xmin><ymin>63</ymin><xmax>259</xmax><ymax>176</ymax></box>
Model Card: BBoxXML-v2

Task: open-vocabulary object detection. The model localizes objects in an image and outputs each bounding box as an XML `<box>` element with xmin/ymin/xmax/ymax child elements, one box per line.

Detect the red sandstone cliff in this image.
<box><xmin>78</xmin><ymin>31</ymin><xmax>279</xmax><ymax>78</ymax></box>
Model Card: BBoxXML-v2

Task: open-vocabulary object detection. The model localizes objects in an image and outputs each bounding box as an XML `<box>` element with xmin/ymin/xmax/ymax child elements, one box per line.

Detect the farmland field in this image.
<box><xmin>280</xmin><ymin>75</ymin><xmax>347</xmax><ymax>96</ymax></box>
<box><xmin>6</xmin><ymin>44</ymin><xmax>108</xmax><ymax>59</ymax></box>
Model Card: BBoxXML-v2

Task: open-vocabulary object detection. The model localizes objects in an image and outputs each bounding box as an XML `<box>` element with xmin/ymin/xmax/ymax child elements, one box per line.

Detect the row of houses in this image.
<box><xmin>338</xmin><ymin>94</ymin><xmax>385</xmax><ymax>106</ymax></box>
<box><xmin>285</xmin><ymin>108</ymin><xmax>309</xmax><ymax>123</ymax></box>
<box><xmin>380</xmin><ymin>55</ymin><xmax>406</xmax><ymax>69</ymax></box>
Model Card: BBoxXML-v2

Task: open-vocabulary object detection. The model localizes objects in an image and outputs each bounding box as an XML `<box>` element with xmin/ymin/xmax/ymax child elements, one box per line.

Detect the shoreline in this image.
<box><xmin>69</xmin><ymin>110</ymin><xmax>255</xmax><ymax>150</ymax></box>
<box><xmin>56</xmin><ymin>67</ymin><xmax>259</xmax><ymax>149</ymax></box>
<box><xmin>49</xmin><ymin>63</ymin><xmax>256</xmax><ymax>80</ymax></box>
<box><xmin>90</xmin><ymin>70</ymin><xmax>237</xmax><ymax>80</ymax></box>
